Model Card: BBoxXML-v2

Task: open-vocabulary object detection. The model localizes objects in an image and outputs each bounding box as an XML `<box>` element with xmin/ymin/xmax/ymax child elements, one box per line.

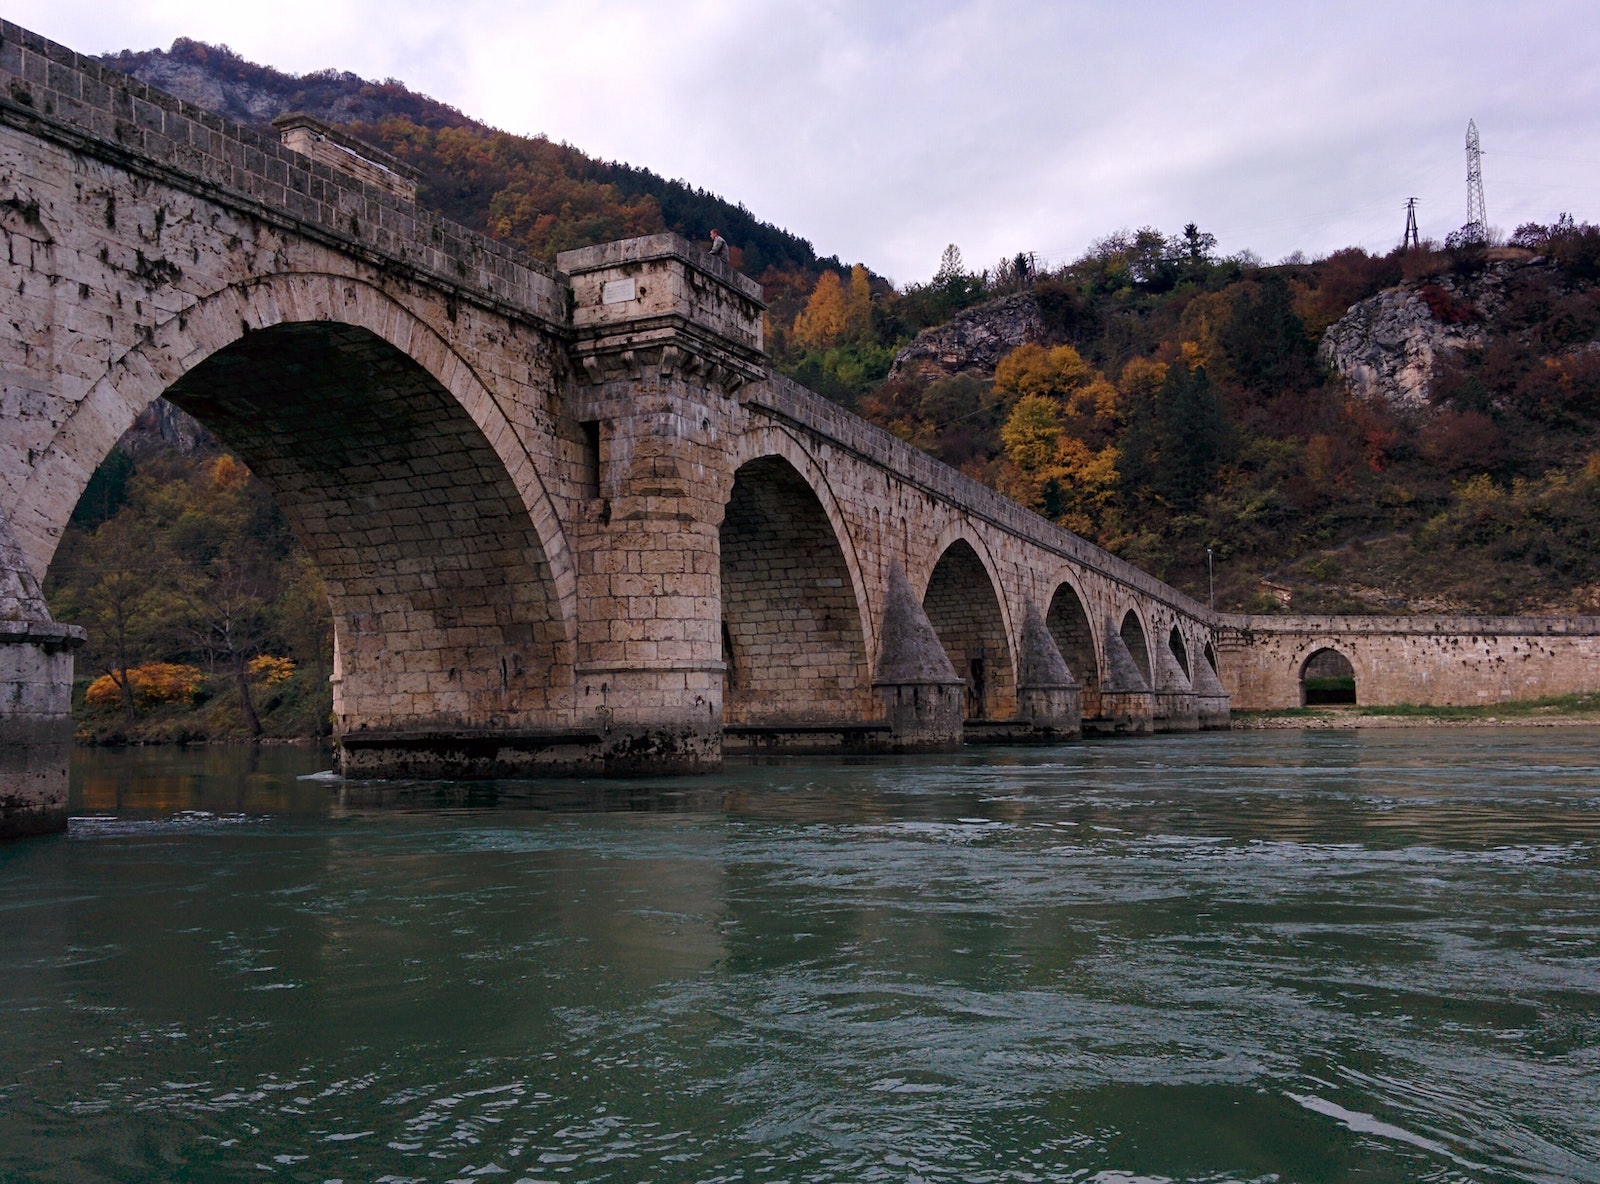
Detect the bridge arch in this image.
<box><xmin>719</xmin><ymin>432</ymin><xmax>874</xmax><ymax>725</ymax></box>
<box><xmin>1118</xmin><ymin>607</ymin><xmax>1153</xmax><ymax>686</ymax></box>
<box><xmin>1044</xmin><ymin>571</ymin><xmax>1101</xmax><ymax>717</ymax></box>
<box><xmin>1167</xmin><ymin>625</ymin><xmax>1191</xmax><ymax>680</ymax></box>
<box><xmin>1300</xmin><ymin>645</ymin><xmax>1358</xmax><ymax>705</ymax></box>
<box><xmin>20</xmin><ymin>273</ymin><xmax>579</xmax><ymax>730</ymax></box>
<box><xmin>918</xmin><ymin>526</ymin><xmax>1016</xmax><ymax>720</ymax></box>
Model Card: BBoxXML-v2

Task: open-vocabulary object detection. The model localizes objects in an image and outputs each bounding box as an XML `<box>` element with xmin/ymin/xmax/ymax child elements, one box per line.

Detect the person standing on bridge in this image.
<box><xmin>708</xmin><ymin>229</ymin><xmax>728</xmax><ymax>259</ymax></box>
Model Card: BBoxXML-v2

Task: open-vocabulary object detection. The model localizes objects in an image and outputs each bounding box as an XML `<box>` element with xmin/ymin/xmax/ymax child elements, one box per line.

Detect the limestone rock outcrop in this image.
<box><xmin>1318</xmin><ymin>260</ymin><xmax>1534</xmax><ymax>410</ymax></box>
<box><xmin>888</xmin><ymin>292</ymin><xmax>1046</xmax><ymax>382</ymax></box>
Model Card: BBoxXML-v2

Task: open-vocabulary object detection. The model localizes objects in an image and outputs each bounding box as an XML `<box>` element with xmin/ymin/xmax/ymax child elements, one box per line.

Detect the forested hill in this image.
<box><xmin>104</xmin><ymin>39</ymin><xmax>830</xmax><ymax>276</ymax></box>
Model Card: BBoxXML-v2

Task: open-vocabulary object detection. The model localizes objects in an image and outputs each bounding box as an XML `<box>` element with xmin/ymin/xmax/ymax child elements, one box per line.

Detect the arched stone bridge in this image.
<box><xmin>0</xmin><ymin>22</ymin><xmax>1226</xmax><ymax>837</ymax></box>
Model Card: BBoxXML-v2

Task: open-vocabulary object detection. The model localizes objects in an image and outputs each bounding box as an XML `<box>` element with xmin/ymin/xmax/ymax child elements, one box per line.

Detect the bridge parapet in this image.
<box><xmin>0</xmin><ymin>20</ymin><xmax>564</xmax><ymax>325</ymax></box>
<box><xmin>748</xmin><ymin>375</ymin><xmax>1213</xmax><ymax>622</ymax></box>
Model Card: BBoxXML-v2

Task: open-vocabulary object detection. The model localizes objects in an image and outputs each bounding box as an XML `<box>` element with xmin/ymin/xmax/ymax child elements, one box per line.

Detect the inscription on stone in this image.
<box><xmin>601</xmin><ymin>278</ymin><xmax>637</xmax><ymax>304</ymax></box>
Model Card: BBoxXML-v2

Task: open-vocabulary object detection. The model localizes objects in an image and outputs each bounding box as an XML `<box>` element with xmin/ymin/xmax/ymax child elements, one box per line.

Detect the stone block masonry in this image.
<box><xmin>1216</xmin><ymin>615</ymin><xmax>1600</xmax><ymax>710</ymax></box>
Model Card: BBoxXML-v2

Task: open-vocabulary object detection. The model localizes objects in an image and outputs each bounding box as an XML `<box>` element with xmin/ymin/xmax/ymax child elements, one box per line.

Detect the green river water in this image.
<box><xmin>1</xmin><ymin>728</ymin><xmax>1598</xmax><ymax>1182</ymax></box>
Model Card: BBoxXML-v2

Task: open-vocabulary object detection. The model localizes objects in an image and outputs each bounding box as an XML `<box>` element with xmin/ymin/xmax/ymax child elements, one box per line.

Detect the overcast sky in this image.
<box><xmin>26</xmin><ymin>1</ymin><xmax>1600</xmax><ymax>285</ymax></box>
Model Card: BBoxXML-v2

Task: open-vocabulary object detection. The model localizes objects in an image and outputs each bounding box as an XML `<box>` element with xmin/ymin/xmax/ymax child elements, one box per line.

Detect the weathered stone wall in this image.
<box><xmin>1216</xmin><ymin>615</ymin><xmax>1600</xmax><ymax>709</ymax></box>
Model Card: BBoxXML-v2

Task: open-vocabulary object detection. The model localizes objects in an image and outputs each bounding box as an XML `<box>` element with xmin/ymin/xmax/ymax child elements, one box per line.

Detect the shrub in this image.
<box><xmin>248</xmin><ymin>655</ymin><xmax>296</xmax><ymax>686</ymax></box>
<box><xmin>85</xmin><ymin>663</ymin><xmax>204</xmax><ymax>710</ymax></box>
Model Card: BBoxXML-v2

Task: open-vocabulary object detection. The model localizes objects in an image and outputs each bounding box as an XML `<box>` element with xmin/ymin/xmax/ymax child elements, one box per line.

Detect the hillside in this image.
<box><xmin>788</xmin><ymin>225</ymin><xmax>1600</xmax><ymax>616</ymax></box>
<box><xmin>105</xmin><ymin>40</ymin><xmax>832</xmax><ymax>278</ymax></box>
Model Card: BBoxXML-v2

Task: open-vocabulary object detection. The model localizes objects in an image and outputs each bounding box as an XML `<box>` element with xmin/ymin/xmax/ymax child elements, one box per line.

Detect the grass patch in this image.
<box><xmin>1236</xmin><ymin>691</ymin><xmax>1600</xmax><ymax>722</ymax></box>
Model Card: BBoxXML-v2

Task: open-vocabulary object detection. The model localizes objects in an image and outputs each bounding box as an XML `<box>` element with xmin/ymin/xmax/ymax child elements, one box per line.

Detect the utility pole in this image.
<box><xmin>1402</xmin><ymin>197</ymin><xmax>1421</xmax><ymax>250</ymax></box>
<box><xmin>1465</xmin><ymin>119</ymin><xmax>1488</xmax><ymax>241</ymax></box>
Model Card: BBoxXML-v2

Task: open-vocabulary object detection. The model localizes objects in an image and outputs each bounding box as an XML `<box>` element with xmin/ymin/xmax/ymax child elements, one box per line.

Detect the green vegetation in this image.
<box><xmin>776</xmin><ymin>220</ymin><xmax>1600</xmax><ymax>614</ymax></box>
<box><xmin>1236</xmin><ymin>691</ymin><xmax>1600</xmax><ymax>723</ymax></box>
<box><xmin>46</xmin><ymin>448</ymin><xmax>333</xmax><ymax>744</ymax></box>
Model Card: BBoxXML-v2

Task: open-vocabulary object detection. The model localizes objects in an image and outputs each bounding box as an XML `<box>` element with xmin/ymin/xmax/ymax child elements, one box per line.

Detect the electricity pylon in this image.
<box><xmin>1465</xmin><ymin>119</ymin><xmax>1487</xmax><ymax>241</ymax></box>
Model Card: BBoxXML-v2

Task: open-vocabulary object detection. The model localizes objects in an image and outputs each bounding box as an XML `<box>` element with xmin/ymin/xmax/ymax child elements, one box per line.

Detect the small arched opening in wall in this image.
<box><xmin>37</xmin><ymin>314</ymin><xmax>575</xmax><ymax>739</ymax></box>
<box><xmin>1119</xmin><ymin>609</ymin><xmax>1152</xmax><ymax>686</ymax></box>
<box><xmin>719</xmin><ymin>455</ymin><xmax>871</xmax><ymax>726</ymax></box>
<box><xmin>1203</xmin><ymin>641</ymin><xmax>1221</xmax><ymax>680</ymax></box>
<box><xmin>1168</xmin><ymin>626</ymin><xmax>1190</xmax><ymax>680</ymax></box>
<box><xmin>922</xmin><ymin>538</ymin><xmax>1015</xmax><ymax>721</ymax></box>
<box><xmin>1046</xmin><ymin>578</ymin><xmax>1099</xmax><ymax>717</ymax></box>
<box><xmin>1301</xmin><ymin>648</ymin><xmax>1357</xmax><ymax>705</ymax></box>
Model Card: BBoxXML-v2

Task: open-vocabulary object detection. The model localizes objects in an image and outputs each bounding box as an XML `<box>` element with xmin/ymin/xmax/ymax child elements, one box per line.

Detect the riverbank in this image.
<box><xmin>1232</xmin><ymin>691</ymin><xmax>1600</xmax><ymax>729</ymax></box>
<box><xmin>70</xmin><ymin>666</ymin><xmax>332</xmax><ymax>745</ymax></box>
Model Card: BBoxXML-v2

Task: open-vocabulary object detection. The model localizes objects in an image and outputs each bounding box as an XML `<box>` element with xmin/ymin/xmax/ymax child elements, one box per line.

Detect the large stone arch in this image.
<box><xmin>12</xmin><ymin>273</ymin><xmax>575</xmax><ymax>610</ymax></box>
<box><xmin>718</xmin><ymin>439</ymin><xmax>873</xmax><ymax>726</ymax></box>
<box><xmin>918</xmin><ymin>527</ymin><xmax>1016</xmax><ymax>720</ymax></box>
<box><xmin>1045</xmin><ymin>571</ymin><xmax>1102</xmax><ymax>719</ymax></box>
<box><xmin>15</xmin><ymin>273</ymin><xmax>579</xmax><ymax>731</ymax></box>
<box><xmin>724</xmin><ymin>425</ymin><xmax>874</xmax><ymax>667</ymax></box>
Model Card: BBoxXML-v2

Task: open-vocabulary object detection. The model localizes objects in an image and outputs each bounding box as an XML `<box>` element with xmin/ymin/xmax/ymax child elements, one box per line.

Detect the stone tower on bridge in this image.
<box><xmin>0</xmin><ymin>21</ymin><xmax>1227</xmax><ymax>838</ymax></box>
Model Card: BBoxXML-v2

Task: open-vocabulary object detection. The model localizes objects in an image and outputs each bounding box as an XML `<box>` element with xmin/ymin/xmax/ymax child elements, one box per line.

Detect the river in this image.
<box><xmin>2</xmin><ymin>729</ymin><xmax>1597</xmax><ymax>1182</ymax></box>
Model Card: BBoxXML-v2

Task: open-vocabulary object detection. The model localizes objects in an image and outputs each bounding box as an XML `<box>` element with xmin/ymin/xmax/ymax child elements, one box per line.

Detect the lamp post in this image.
<box><xmin>1207</xmin><ymin>548</ymin><xmax>1214</xmax><ymax>611</ymax></box>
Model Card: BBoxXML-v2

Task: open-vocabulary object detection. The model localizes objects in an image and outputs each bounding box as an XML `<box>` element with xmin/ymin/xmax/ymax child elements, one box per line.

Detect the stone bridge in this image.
<box><xmin>0</xmin><ymin>21</ymin><xmax>1231</xmax><ymax>835</ymax></box>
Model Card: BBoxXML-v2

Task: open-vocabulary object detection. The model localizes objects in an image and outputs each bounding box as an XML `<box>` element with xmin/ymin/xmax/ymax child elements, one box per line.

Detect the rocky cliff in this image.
<box><xmin>888</xmin><ymin>292</ymin><xmax>1047</xmax><ymax>382</ymax></box>
<box><xmin>1318</xmin><ymin>255</ymin><xmax>1539</xmax><ymax>410</ymax></box>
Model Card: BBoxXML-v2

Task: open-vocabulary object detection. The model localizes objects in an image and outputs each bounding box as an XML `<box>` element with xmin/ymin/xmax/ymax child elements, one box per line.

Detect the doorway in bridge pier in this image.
<box><xmin>718</xmin><ymin>456</ymin><xmax>869</xmax><ymax>726</ymax></box>
<box><xmin>1046</xmin><ymin>582</ymin><xmax>1099</xmax><ymax>718</ymax></box>
<box><xmin>922</xmin><ymin>540</ymin><xmax>1014</xmax><ymax>720</ymax></box>
<box><xmin>43</xmin><ymin>322</ymin><xmax>570</xmax><ymax>739</ymax></box>
<box><xmin>1119</xmin><ymin>611</ymin><xmax>1152</xmax><ymax>686</ymax></box>
<box><xmin>1301</xmin><ymin>648</ymin><xmax>1357</xmax><ymax>705</ymax></box>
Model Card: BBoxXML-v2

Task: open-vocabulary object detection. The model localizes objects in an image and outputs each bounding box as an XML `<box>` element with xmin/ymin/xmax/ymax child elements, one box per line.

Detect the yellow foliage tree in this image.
<box><xmin>1117</xmin><ymin>357</ymin><xmax>1169</xmax><ymax>402</ymax></box>
<box><xmin>86</xmin><ymin>663</ymin><xmax>204</xmax><ymax>710</ymax></box>
<box><xmin>994</xmin><ymin>344</ymin><xmax>1093</xmax><ymax>402</ymax></box>
<box><xmin>1001</xmin><ymin>393</ymin><xmax>1123</xmax><ymax>536</ymax></box>
<box><xmin>1068</xmin><ymin>375</ymin><xmax>1122</xmax><ymax>425</ymax></box>
<box><xmin>247</xmin><ymin>655</ymin><xmax>296</xmax><ymax>686</ymax></box>
<box><xmin>845</xmin><ymin>264</ymin><xmax>872</xmax><ymax>339</ymax></box>
<box><xmin>1001</xmin><ymin>395</ymin><xmax>1064</xmax><ymax>472</ymax></box>
<box><xmin>793</xmin><ymin>271</ymin><xmax>849</xmax><ymax>349</ymax></box>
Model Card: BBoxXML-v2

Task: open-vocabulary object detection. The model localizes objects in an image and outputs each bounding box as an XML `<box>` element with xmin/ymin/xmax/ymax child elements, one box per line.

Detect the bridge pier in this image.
<box><xmin>558</xmin><ymin>237</ymin><xmax>770</xmax><ymax>773</ymax></box>
<box><xmin>1192</xmin><ymin>653</ymin><xmax>1232</xmax><ymax>729</ymax></box>
<box><xmin>1151</xmin><ymin>645</ymin><xmax>1200</xmax><ymax>734</ymax></box>
<box><xmin>872</xmin><ymin>565</ymin><xmax>965</xmax><ymax>751</ymax></box>
<box><xmin>1089</xmin><ymin>626</ymin><xmax>1155</xmax><ymax>736</ymax></box>
<box><xmin>1</xmin><ymin>532</ymin><xmax>83</xmax><ymax>839</ymax></box>
<box><xmin>1014</xmin><ymin>602</ymin><xmax>1082</xmax><ymax>739</ymax></box>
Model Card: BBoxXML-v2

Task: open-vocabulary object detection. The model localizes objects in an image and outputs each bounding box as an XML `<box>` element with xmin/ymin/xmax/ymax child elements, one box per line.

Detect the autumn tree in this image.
<box><xmin>52</xmin><ymin>514</ymin><xmax>160</xmax><ymax>724</ymax></box>
<box><xmin>793</xmin><ymin>270</ymin><xmax>848</xmax><ymax>349</ymax></box>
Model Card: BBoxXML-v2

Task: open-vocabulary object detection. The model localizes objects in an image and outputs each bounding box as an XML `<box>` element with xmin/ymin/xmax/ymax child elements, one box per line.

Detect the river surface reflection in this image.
<box><xmin>2</xmin><ymin>729</ymin><xmax>1598</xmax><ymax>1182</ymax></box>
